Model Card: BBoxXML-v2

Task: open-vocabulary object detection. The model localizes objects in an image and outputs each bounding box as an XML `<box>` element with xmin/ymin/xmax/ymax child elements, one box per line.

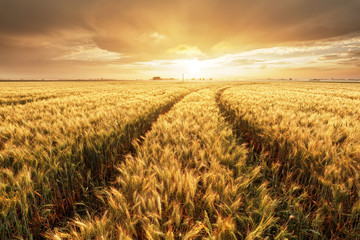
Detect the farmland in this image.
<box><xmin>1</xmin><ymin>81</ymin><xmax>360</xmax><ymax>239</ymax></box>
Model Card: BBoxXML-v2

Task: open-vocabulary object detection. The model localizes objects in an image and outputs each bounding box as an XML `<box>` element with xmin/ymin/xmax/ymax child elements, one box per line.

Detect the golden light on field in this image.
<box><xmin>2</xmin><ymin>81</ymin><xmax>360</xmax><ymax>239</ymax></box>
<box><xmin>0</xmin><ymin>1</ymin><xmax>359</xmax><ymax>79</ymax></box>
<box><xmin>2</xmin><ymin>2</ymin><xmax>360</xmax><ymax>239</ymax></box>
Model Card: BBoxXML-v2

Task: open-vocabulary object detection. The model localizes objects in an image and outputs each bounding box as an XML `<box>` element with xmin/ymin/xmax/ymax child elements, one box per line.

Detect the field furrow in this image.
<box><xmin>0</xmin><ymin>84</ymin><xmax>196</xmax><ymax>239</ymax></box>
<box><xmin>48</xmin><ymin>88</ymin><xmax>280</xmax><ymax>239</ymax></box>
<box><xmin>2</xmin><ymin>81</ymin><xmax>360</xmax><ymax>239</ymax></box>
<box><xmin>0</xmin><ymin>82</ymin><xmax>97</xmax><ymax>107</ymax></box>
<box><xmin>0</xmin><ymin>96</ymin><xmax>58</xmax><ymax>106</ymax></box>
<box><xmin>217</xmin><ymin>84</ymin><xmax>360</xmax><ymax>239</ymax></box>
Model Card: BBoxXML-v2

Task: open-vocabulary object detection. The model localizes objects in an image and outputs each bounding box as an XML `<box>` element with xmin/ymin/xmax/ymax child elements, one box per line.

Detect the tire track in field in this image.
<box><xmin>0</xmin><ymin>96</ymin><xmax>55</xmax><ymax>106</ymax></box>
<box><xmin>48</xmin><ymin>88</ymin><xmax>202</xmax><ymax>237</ymax></box>
<box><xmin>215</xmin><ymin>86</ymin><xmax>326</xmax><ymax>185</ymax></box>
<box><xmin>49</xmin><ymin>87</ymin><xmax>263</xmax><ymax>239</ymax></box>
<box><xmin>216</xmin><ymin>87</ymin><xmax>289</xmax><ymax>178</ymax></box>
<box><xmin>215</xmin><ymin>87</ymin><xmax>283</xmax><ymax>237</ymax></box>
<box><xmin>100</xmin><ymin>88</ymin><xmax>203</xmax><ymax>182</ymax></box>
<box><xmin>0</xmin><ymin>93</ymin><xmax>82</xmax><ymax>107</ymax></box>
<box><xmin>215</xmin><ymin>87</ymin><xmax>360</xmax><ymax>239</ymax></box>
<box><xmin>215</xmin><ymin>87</ymin><xmax>264</xmax><ymax>156</ymax></box>
<box><xmin>0</xmin><ymin>90</ymin><xmax>94</xmax><ymax>107</ymax></box>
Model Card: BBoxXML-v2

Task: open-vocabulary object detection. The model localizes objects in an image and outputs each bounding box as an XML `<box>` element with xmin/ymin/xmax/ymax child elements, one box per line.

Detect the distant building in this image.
<box><xmin>152</xmin><ymin>77</ymin><xmax>176</xmax><ymax>80</ymax></box>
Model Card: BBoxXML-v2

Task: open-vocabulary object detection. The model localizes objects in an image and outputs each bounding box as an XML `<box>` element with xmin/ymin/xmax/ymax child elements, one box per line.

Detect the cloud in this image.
<box><xmin>0</xmin><ymin>0</ymin><xmax>359</xmax><ymax>78</ymax></box>
<box><xmin>91</xmin><ymin>0</ymin><xmax>360</xmax><ymax>58</ymax></box>
<box><xmin>1</xmin><ymin>0</ymin><xmax>360</xmax><ymax>53</ymax></box>
<box><xmin>320</xmin><ymin>50</ymin><xmax>360</xmax><ymax>67</ymax></box>
<box><xmin>139</xmin><ymin>32</ymin><xmax>166</xmax><ymax>43</ymax></box>
<box><xmin>348</xmin><ymin>50</ymin><xmax>360</xmax><ymax>58</ymax></box>
<box><xmin>166</xmin><ymin>44</ymin><xmax>204</xmax><ymax>57</ymax></box>
<box><xmin>55</xmin><ymin>45</ymin><xmax>122</xmax><ymax>62</ymax></box>
<box><xmin>136</xmin><ymin>35</ymin><xmax>360</xmax><ymax>79</ymax></box>
<box><xmin>0</xmin><ymin>0</ymin><xmax>93</xmax><ymax>35</ymax></box>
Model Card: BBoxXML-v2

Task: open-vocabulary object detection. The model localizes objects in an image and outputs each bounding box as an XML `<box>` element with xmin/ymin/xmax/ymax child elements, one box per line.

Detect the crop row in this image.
<box><xmin>217</xmin><ymin>83</ymin><xmax>360</xmax><ymax>239</ymax></box>
<box><xmin>48</xmin><ymin>88</ymin><xmax>289</xmax><ymax>239</ymax></box>
<box><xmin>0</xmin><ymin>83</ymin><xmax>195</xmax><ymax>239</ymax></box>
<box><xmin>0</xmin><ymin>81</ymin><xmax>101</xmax><ymax>106</ymax></box>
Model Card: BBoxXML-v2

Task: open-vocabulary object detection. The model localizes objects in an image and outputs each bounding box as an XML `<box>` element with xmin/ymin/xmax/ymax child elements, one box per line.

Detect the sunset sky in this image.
<box><xmin>0</xmin><ymin>0</ymin><xmax>359</xmax><ymax>80</ymax></box>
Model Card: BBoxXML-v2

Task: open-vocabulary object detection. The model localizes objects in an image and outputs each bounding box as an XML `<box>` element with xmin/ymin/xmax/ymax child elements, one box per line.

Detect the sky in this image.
<box><xmin>0</xmin><ymin>0</ymin><xmax>359</xmax><ymax>80</ymax></box>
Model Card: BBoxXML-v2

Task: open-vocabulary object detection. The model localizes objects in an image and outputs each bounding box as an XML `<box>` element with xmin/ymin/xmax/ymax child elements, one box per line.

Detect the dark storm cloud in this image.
<box><xmin>0</xmin><ymin>0</ymin><xmax>93</xmax><ymax>35</ymax></box>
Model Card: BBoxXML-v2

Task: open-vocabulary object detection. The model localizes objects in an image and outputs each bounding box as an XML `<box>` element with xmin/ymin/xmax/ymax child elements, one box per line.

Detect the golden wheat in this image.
<box><xmin>49</xmin><ymin>88</ymin><xmax>281</xmax><ymax>239</ymax></box>
<box><xmin>0</xmin><ymin>81</ymin><xmax>198</xmax><ymax>238</ymax></box>
<box><xmin>2</xmin><ymin>81</ymin><xmax>359</xmax><ymax>239</ymax></box>
<box><xmin>218</xmin><ymin>81</ymin><xmax>360</xmax><ymax>238</ymax></box>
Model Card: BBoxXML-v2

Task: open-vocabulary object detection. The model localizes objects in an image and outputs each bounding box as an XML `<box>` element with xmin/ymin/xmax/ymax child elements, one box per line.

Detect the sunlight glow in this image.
<box><xmin>187</xmin><ymin>59</ymin><xmax>202</xmax><ymax>78</ymax></box>
<box><xmin>168</xmin><ymin>58</ymin><xmax>206</xmax><ymax>79</ymax></box>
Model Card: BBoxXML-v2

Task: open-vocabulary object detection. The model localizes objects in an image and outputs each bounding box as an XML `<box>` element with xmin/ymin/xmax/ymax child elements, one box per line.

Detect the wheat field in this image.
<box><xmin>1</xmin><ymin>81</ymin><xmax>359</xmax><ymax>239</ymax></box>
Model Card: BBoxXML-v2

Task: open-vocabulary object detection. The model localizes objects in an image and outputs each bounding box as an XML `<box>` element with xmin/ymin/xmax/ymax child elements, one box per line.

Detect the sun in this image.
<box><xmin>188</xmin><ymin>59</ymin><xmax>201</xmax><ymax>77</ymax></box>
<box><xmin>186</xmin><ymin>59</ymin><xmax>203</xmax><ymax>79</ymax></box>
<box><xmin>169</xmin><ymin>58</ymin><xmax>205</xmax><ymax>79</ymax></box>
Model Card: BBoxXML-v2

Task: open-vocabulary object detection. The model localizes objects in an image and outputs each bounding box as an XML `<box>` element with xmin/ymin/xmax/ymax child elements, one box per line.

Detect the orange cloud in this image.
<box><xmin>0</xmin><ymin>0</ymin><xmax>359</xmax><ymax>79</ymax></box>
